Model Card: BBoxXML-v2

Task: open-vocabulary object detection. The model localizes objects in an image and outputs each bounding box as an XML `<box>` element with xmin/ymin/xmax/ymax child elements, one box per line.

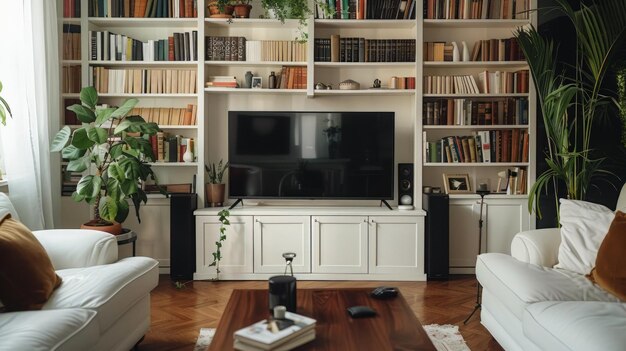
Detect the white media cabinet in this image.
<box><xmin>194</xmin><ymin>206</ymin><xmax>426</xmax><ymax>281</ymax></box>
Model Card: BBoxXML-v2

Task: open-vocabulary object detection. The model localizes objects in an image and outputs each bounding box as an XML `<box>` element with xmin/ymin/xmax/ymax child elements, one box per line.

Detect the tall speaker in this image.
<box><xmin>423</xmin><ymin>193</ymin><xmax>449</xmax><ymax>280</ymax></box>
<box><xmin>170</xmin><ymin>193</ymin><xmax>198</xmax><ymax>280</ymax></box>
<box><xmin>398</xmin><ymin>163</ymin><xmax>414</xmax><ymax>207</ymax></box>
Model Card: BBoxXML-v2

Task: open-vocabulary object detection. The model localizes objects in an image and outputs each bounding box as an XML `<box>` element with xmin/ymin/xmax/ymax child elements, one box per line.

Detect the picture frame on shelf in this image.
<box><xmin>443</xmin><ymin>174</ymin><xmax>471</xmax><ymax>194</ymax></box>
<box><xmin>252</xmin><ymin>77</ymin><xmax>262</xmax><ymax>89</ymax></box>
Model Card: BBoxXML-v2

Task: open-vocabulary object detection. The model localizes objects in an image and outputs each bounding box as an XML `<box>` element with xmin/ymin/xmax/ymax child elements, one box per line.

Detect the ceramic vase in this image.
<box><xmin>462</xmin><ymin>41</ymin><xmax>470</xmax><ymax>62</ymax></box>
<box><xmin>244</xmin><ymin>71</ymin><xmax>253</xmax><ymax>89</ymax></box>
<box><xmin>452</xmin><ymin>42</ymin><xmax>460</xmax><ymax>62</ymax></box>
<box><xmin>183</xmin><ymin>139</ymin><xmax>193</xmax><ymax>163</ymax></box>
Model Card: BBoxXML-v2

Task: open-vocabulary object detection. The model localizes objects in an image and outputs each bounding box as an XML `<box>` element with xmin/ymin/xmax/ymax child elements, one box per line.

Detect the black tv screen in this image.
<box><xmin>228</xmin><ymin>111</ymin><xmax>394</xmax><ymax>199</ymax></box>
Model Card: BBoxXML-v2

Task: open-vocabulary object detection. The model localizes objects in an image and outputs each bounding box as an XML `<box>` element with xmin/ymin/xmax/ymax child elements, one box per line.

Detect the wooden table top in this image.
<box><xmin>209</xmin><ymin>288</ymin><xmax>436</xmax><ymax>351</ymax></box>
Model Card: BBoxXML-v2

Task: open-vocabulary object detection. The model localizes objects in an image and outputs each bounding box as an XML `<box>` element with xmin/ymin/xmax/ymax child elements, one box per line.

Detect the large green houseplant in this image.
<box><xmin>51</xmin><ymin>86</ymin><xmax>163</xmax><ymax>233</ymax></box>
<box><xmin>515</xmin><ymin>0</ymin><xmax>626</xmax><ymax>218</ymax></box>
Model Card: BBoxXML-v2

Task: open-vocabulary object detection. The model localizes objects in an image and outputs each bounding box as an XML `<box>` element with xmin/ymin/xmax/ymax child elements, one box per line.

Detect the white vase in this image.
<box><xmin>462</xmin><ymin>41</ymin><xmax>470</xmax><ymax>62</ymax></box>
<box><xmin>452</xmin><ymin>42</ymin><xmax>460</xmax><ymax>62</ymax></box>
<box><xmin>183</xmin><ymin>138</ymin><xmax>194</xmax><ymax>163</ymax></box>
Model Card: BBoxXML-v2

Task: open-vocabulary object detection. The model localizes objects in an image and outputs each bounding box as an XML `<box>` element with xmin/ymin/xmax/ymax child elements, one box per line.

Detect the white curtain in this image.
<box><xmin>0</xmin><ymin>0</ymin><xmax>60</xmax><ymax>229</ymax></box>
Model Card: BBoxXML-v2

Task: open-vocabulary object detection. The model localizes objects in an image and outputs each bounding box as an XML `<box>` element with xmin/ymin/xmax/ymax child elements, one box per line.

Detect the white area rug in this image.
<box><xmin>195</xmin><ymin>324</ymin><xmax>470</xmax><ymax>351</ymax></box>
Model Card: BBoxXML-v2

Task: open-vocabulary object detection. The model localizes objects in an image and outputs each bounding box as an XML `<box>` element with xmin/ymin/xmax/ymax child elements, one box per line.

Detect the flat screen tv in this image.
<box><xmin>228</xmin><ymin>111</ymin><xmax>394</xmax><ymax>200</ymax></box>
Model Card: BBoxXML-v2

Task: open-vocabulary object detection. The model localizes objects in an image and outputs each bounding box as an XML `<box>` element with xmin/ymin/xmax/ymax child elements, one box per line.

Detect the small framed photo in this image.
<box><xmin>443</xmin><ymin>174</ymin><xmax>472</xmax><ymax>194</ymax></box>
<box><xmin>252</xmin><ymin>77</ymin><xmax>262</xmax><ymax>89</ymax></box>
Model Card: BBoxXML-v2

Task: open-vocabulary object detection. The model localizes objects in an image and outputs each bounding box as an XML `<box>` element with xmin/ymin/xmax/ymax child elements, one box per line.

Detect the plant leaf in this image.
<box><xmin>87</xmin><ymin>126</ymin><xmax>108</xmax><ymax>144</ymax></box>
<box><xmin>98</xmin><ymin>196</ymin><xmax>118</xmax><ymax>222</ymax></box>
<box><xmin>80</xmin><ymin>86</ymin><xmax>98</xmax><ymax>109</ymax></box>
<box><xmin>114</xmin><ymin>120</ymin><xmax>132</xmax><ymax>134</ymax></box>
<box><xmin>76</xmin><ymin>175</ymin><xmax>102</xmax><ymax>199</ymax></box>
<box><xmin>67</xmin><ymin>155</ymin><xmax>90</xmax><ymax>172</ymax></box>
<box><xmin>115</xmin><ymin>200</ymin><xmax>129</xmax><ymax>223</ymax></box>
<box><xmin>61</xmin><ymin>145</ymin><xmax>86</xmax><ymax>160</ymax></box>
<box><xmin>67</xmin><ymin>104</ymin><xmax>96</xmax><ymax>123</ymax></box>
<box><xmin>51</xmin><ymin>126</ymin><xmax>72</xmax><ymax>152</ymax></box>
<box><xmin>71</xmin><ymin>128</ymin><xmax>96</xmax><ymax>149</ymax></box>
<box><xmin>107</xmin><ymin>162</ymin><xmax>125</xmax><ymax>181</ymax></box>
<box><xmin>111</xmin><ymin>98</ymin><xmax>138</xmax><ymax>118</ymax></box>
<box><xmin>95</xmin><ymin>107</ymin><xmax>115</xmax><ymax>126</ymax></box>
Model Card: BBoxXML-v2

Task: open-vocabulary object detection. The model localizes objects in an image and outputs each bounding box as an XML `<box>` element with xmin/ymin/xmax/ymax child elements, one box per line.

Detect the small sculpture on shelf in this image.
<box><xmin>372</xmin><ymin>79</ymin><xmax>381</xmax><ymax>89</ymax></box>
<box><xmin>339</xmin><ymin>79</ymin><xmax>360</xmax><ymax>90</ymax></box>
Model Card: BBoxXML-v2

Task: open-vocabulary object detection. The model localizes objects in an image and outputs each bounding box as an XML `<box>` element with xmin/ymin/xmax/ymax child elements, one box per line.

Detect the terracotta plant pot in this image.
<box><xmin>208</xmin><ymin>3</ymin><xmax>234</xmax><ymax>18</ymax></box>
<box><xmin>233</xmin><ymin>4</ymin><xmax>252</xmax><ymax>18</ymax></box>
<box><xmin>81</xmin><ymin>220</ymin><xmax>123</xmax><ymax>235</ymax></box>
<box><xmin>206</xmin><ymin>183</ymin><xmax>226</xmax><ymax>207</ymax></box>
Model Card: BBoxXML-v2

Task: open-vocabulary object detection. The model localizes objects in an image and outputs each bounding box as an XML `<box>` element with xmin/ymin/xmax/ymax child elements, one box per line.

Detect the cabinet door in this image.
<box><xmin>254</xmin><ymin>216</ymin><xmax>311</xmax><ymax>274</ymax></box>
<box><xmin>485</xmin><ymin>198</ymin><xmax>531</xmax><ymax>255</ymax></box>
<box><xmin>368</xmin><ymin>216</ymin><xmax>423</xmax><ymax>275</ymax></box>
<box><xmin>312</xmin><ymin>216</ymin><xmax>368</xmax><ymax>274</ymax></box>
<box><xmin>196</xmin><ymin>215</ymin><xmax>253</xmax><ymax>275</ymax></box>
<box><xmin>449</xmin><ymin>200</ymin><xmax>480</xmax><ymax>270</ymax></box>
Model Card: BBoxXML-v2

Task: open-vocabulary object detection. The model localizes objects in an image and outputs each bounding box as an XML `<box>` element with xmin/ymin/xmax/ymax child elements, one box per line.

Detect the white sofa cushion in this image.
<box><xmin>32</xmin><ymin>229</ymin><xmax>118</xmax><ymax>270</ymax></box>
<box><xmin>476</xmin><ymin>253</ymin><xmax>620</xmax><ymax>320</ymax></box>
<box><xmin>555</xmin><ymin>199</ymin><xmax>615</xmax><ymax>275</ymax></box>
<box><xmin>0</xmin><ymin>309</ymin><xmax>98</xmax><ymax>351</ymax></box>
<box><xmin>524</xmin><ymin>301</ymin><xmax>626</xmax><ymax>351</ymax></box>
<box><xmin>44</xmin><ymin>256</ymin><xmax>158</xmax><ymax>333</ymax></box>
<box><xmin>0</xmin><ymin>193</ymin><xmax>18</xmax><ymax>221</ymax></box>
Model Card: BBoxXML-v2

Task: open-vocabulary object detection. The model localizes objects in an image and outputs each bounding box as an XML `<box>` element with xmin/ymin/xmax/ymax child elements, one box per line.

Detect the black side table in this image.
<box><xmin>116</xmin><ymin>230</ymin><xmax>137</xmax><ymax>256</ymax></box>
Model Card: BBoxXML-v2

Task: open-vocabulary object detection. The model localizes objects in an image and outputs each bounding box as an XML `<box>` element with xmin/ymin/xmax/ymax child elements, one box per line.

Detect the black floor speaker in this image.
<box><xmin>398</xmin><ymin>163</ymin><xmax>414</xmax><ymax>206</ymax></box>
<box><xmin>423</xmin><ymin>193</ymin><xmax>449</xmax><ymax>280</ymax></box>
<box><xmin>170</xmin><ymin>193</ymin><xmax>198</xmax><ymax>280</ymax></box>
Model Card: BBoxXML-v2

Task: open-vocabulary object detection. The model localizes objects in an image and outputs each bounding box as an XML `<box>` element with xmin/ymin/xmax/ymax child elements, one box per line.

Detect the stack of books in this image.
<box><xmin>233</xmin><ymin>312</ymin><xmax>316</xmax><ymax>351</ymax></box>
<box><xmin>206</xmin><ymin>76</ymin><xmax>237</xmax><ymax>88</ymax></box>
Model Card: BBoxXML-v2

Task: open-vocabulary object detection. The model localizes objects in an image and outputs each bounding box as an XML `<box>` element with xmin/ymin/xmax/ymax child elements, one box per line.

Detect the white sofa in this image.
<box><xmin>0</xmin><ymin>194</ymin><xmax>159</xmax><ymax>351</ymax></box>
<box><xmin>476</xmin><ymin>184</ymin><xmax>626</xmax><ymax>351</ymax></box>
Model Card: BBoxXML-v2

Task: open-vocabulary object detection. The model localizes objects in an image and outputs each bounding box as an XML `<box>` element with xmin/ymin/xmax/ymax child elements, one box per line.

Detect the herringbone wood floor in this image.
<box><xmin>141</xmin><ymin>275</ymin><xmax>503</xmax><ymax>351</ymax></box>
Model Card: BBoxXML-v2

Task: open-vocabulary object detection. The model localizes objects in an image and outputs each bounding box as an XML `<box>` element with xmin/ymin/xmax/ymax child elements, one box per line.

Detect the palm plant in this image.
<box><xmin>516</xmin><ymin>0</ymin><xmax>626</xmax><ymax>219</ymax></box>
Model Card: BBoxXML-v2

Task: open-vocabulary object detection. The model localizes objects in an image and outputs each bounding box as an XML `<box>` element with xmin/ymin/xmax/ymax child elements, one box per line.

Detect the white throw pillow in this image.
<box><xmin>555</xmin><ymin>199</ymin><xmax>615</xmax><ymax>275</ymax></box>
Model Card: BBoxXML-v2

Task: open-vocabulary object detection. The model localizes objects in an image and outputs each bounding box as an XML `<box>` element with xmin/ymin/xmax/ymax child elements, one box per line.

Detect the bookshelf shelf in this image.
<box><xmin>314</xmin><ymin>89</ymin><xmax>415</xmax><ymax>96</ymax></box>
<box><xmin>423</xmin><ymin>162</ymin><xmax>530</xmax><ymax>167</ymax></box>
<box><xmin>88</xmin><ymin>17</ymin><xmax>198</xmax><ymax>28</ymax></box>
<box><xmin>423</xmin><ymin>125</ymin><xmax>529</xmax><ymax>130</ymax></box>
<box><xmin>204</xmin><ymin>18</ymin><xmax>300</xmax><ymax>29</ymax></box>
<box><xmin>97</xmin><ymin>93</ymin><xmax>198</xmax><ymax>98</ymax></box>
<box><xmin>424</xmin><ymin>93</ymin><xmax>529</xmax><ymax>98</ymax></box>
<box><xmin>423</xmin><ymin>19</ymin><xmax>530</xmax><ymax>28</ymax></box>
<box><xmin>423</xmin><ymin>61</ymin><xmax>528</xmax><ymax>68</ymax></box>
<box><xmin>314</xmin><ymin>62</ymin><xmax>415</xmax><ymax>68</ymax></box>
<box><xmin>62</xmin><ymin>18</ymin><xmax>80</xmax><ymax>24</ymax></box>
<box><xmin>147</xmin><ymin>162</ymin><xmax>198</xmax><ymax>167</ymax></box>
<box><xmin>314</xmin><ymin>19</ymin><xmax>417</xmax><ymax>29</ymax></box>
<box><xmin>62</xmin><ymin>60</ymin><xmax>82</xmax><ymax>65</ymax></box>
<box><xmin>89</xmin><ymin>61</ymin><xmax>198</xmax><ymax>67</ymax></box>
<box><xmin>448</xmin><ymin>194</ymin><xmax>529</xmax><ymax>199</ymax></box>
<box><xmin>61</xmin><ymin>93</ymin><xmax>80</xmax><ymax>98</ymax></box>
<box><xmin>204</xmin><ymin>61</ymin><xmax>307</xmax><ymax>66</ymax></box>
<box><xmin>158</xmin><ymin>125</ymin><xmax>198</xmax><ymax>129</ymax></box>
<box><xmin>204</xmin><ymin>88</ymin><xmax>307</xmax><ymax>94</ymax></box>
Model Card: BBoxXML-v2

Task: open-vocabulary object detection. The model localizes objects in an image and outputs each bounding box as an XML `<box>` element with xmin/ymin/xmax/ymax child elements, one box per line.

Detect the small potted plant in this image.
<box><xmin>51</xmin><ymin>86</ymin><xmax>163</xmax><ymax>234</ymax></box>
<box><xmin>261</xmin><ymin>0</ymin><xmax>312</xmax><ymax>39</ymax></box>
<box><xmin>0</xmin><ymin>80</ymin><xmax>12</xmax><ymax>126</ymax></box>
<box><xmin>208</xmin><ymin>0</ymin><xmax>235</xmax><ymax>18</ymax></box>
<box><xmin>205</xmin><ymin>160</ymin><xmax>229</xmax><ymax>207</ymax></box>
<box><xmin>233</xmin><ymin>0</ymin><xmax>252</xmax><ymax>18</ymax></box>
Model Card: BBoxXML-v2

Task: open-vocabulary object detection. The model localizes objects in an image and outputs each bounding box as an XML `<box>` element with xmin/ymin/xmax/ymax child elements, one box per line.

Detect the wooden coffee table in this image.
<box><xmin>209</xmin><ymin>288</ymin><xmax>436</xmax><ymax>351</ymax></box>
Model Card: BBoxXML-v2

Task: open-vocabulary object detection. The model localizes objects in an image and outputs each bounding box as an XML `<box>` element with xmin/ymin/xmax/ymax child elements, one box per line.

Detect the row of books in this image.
<box><xmin>500</xmin><ymin>167</ymin><xmax>527</xmax><ymax>195</ymax></box>
<box><xmin>150</xmin><ymin>133</ymin><xmax>195</xmax><ymax>163</ymax></box>
<box><xmin>245</xmin><ymin>41</ymin><xmax>308</xmax><ymax>63</ymax></box>
<box><xmin>63</xmin><ymin>66</ymin><xmax>82</xmax><ymax>93</ymax></box>
<box><xmin>314</xmin><ymin>37</ymin><xmax>416</xmax><ymax>62</ymax></box>
<box><xmin>423</xmin><ymin>37</ymin><xmax>523</xmax><ymax>62</ymax></box>
<box><xmin>90</xmin><ymin>30</ymin><xmax>198</xmax><ymax>62</ymax></box>
<box><xmin>61</xmin><ymin>165</ymin><xmax>81</xmax><ymax>196</ymax></box>
<box><xmin>234</xmin><ymin>312</ymin><xmax>316</xmax><ymax>351</ymax></box>
<box><xmin>88</xmin><ymin>0</ymin><xmax>198</xmax><ymax>18</ymax></box>
<box><xmin>423</xmin><ymin>98</ymin><xmax>529</xmax><ymax>125</ymax></box>
<box><xmin>390</xmin><ymin>76</ymin><xmax>416</xmax><ymax>89</ymax></box>
<box><xmin>424</xmin><ymin>129</ymin><xmax>529</xmax><ymax>164</ymax></box>
<box><xmin>63</xmin><ymin>24</ymin><xmax>81</xmax><ymax>61</ymax></box>
<box><xmin>63</xmin><ymin>0</ymin><xmax>81</xmax><ymax>18</ymax></box>
<box><xmin>424</xmin><ymin>75</ymin><xmax>480</xmax><ymax>95</ymax></box>
<box><xmin>478</xmin><ymin>70</ymin><xmax>529</xmax><ymax>94</ymax></box>
<box><xmin>315</xmin><ymin>0</ymin><xmax>417</xmax><ymax>20</ymax></box>
<box><xmin>89</xmin><ymin>68</ymin><xmax>197</xmax><ymax>94</ymax></box>
<box><xmin>129</xmin><ymin>105</ymin><xmax>197</xmax><ymax>126</ymax></box>
<box><xmin>424</xmin><ymin>0</ymin><xmax>530</xmax><ymax>19</ymax></box>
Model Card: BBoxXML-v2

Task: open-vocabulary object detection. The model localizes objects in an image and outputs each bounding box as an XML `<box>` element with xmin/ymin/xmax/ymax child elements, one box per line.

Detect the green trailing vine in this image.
<box><xmin>209</xmin><ymin>209</ymin><xmax>230</xmax><ymax>280</ymax></box>
<box><xmin>617</xmin><ymin>67</ymin><xmax>626</xmax><ymax>148</ymax></box>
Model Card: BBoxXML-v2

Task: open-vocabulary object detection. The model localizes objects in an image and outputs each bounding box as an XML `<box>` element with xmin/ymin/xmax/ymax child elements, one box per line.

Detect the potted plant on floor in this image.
<box><xmin>205</xmin><ymin>160</ymin><xmax>229</xmax><ymax>207</ymax></box>
<box><xmin>233</xmin><ymin>0</ymin><xmax>252</xmax><ymax>18</ymax></box>
<box><xmin>51</xmin><ymin>86</ymin><xmax>163</xmax><ymax>234</ymax></box>
<box><xmin>516</xmin><ymin>0</ymin><xmax>626</xmax><ymax>219</ymax></box>
<box><xmin>208</xmin><ymin>0</ymin><xmax>235</xmax><ymax>18</ymax></box>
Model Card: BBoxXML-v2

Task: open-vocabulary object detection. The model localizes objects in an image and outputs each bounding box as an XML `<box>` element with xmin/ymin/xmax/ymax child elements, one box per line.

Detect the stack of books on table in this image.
<box><xmin>233</xmin><ymin>312</ymin><xmax>316</xmax><ymax>351</ymax></box>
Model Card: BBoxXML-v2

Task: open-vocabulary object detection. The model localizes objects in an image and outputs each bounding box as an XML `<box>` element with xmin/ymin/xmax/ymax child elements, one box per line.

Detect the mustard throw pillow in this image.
<box><xmin>589</xmin><ymin>211</ymin><xmax>626</xmax><ymax>301</ymax></box>
<box><xmin>0</xmin><ymin>214</ymin><xmax>62</xmax><ymax>311</ymax></box>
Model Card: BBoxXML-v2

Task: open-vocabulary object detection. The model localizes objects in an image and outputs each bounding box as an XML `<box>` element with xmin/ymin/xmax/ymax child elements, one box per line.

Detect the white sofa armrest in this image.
<box><xmin>32</xmin><ymin>229</ymin><xmax>118</xmax><ymax>270</ymax></box>
<box><xmin>510</xmin><ymin>228</ymin><xmax>561</xmax><ymax>267</ymax></box>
